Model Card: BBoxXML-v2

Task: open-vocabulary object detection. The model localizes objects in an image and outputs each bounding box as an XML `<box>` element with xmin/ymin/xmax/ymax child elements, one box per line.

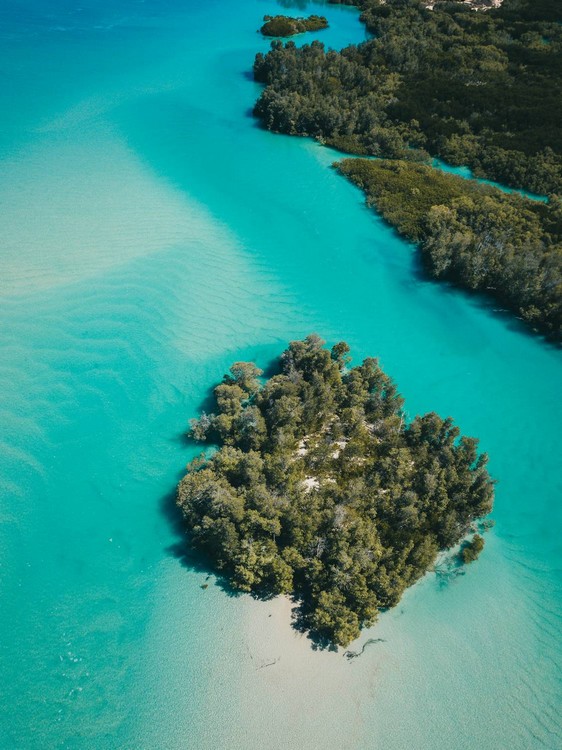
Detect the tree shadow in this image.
<box><xmin>433</xmin><ymin>551</ymin><xmax>466</xmax><ymax>589</ymax></box>
<box><xmin>194</xmin><ymin>382</ymin><xmax>218</xmax><ymax>417</ymax></box>
<box><xmin>244</xmin><ymin>107</ymin><xmax>264</xmax><ymax>124</ymax></box>
<box><xmin>160</xmin><ymin>483</ymin><xmax>245</xmax><ymax>599</ymax></box>
<box><xmin>161</xmin><ymin>478</ymin><xmax>343</xmax><ymax>646</ymax></box>
<box><xmin>161</xmin><ymin>448</ymin><xmax>289</xmax><ymax>602</ymax></box>
<box><xmin>261</xmin><ymin>354</ymin><xmax>283</xmax><ymax>379</ymax></box>
<box><xmin>399</xmin><ymin>242</ymin><xmax>561</xmax><ymax>348</ymax></box>
<box><xmin>288</xmin><ymin>602</ymin><xmax>338</xmax><ymax>652</ymax></box>
<box><xmin>168</xmin><ymin>431</ymin><xmax>198</xmax><ymax>449</ymax></box>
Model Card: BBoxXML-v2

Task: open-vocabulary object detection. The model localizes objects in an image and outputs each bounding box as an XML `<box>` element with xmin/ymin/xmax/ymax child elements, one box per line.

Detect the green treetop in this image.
<box><xmin>260</xmin><ymin>15</ymin><xmax>329</xmax><ymax>38</ymax></box>
<box><xmin>177</xmin><ymin>336</ymin><xmax>495</xmax><ymax>646</ymax></box>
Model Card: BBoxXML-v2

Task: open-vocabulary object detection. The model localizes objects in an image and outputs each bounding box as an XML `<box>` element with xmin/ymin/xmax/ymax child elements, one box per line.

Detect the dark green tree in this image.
<box><xmin>177</xmin><ymin>337</ymin><xmax>495</xmax><ymax>647</ymax></box>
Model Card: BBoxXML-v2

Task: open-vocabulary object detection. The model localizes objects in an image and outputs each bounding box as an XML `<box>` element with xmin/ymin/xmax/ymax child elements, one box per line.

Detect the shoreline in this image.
<box><xmin>237</xmin><ymin>595</ymin><xmax>370</xmax><ymax>749</ymax></box>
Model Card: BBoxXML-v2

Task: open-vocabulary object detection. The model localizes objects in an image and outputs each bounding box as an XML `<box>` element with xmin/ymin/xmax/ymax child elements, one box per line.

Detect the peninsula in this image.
<box><xmin>177</xmin><ymin>336</ymin><xmax>494</xmax><ymax>646</ymax></box>
<box><xmin>253</xmin><ymin>0</ymin><xmax>562</xmax><ymax>340</ymax></box>
<box><xmin>336</xmin><ymin>159</ymin><xmax>562</xmax><ymax>338</ymax></box>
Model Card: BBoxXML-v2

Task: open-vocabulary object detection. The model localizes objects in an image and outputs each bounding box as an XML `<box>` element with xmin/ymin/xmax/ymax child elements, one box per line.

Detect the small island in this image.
<box><xmin>177</xmin><ymin>336</ymin><xmax>494</xmax><ymax>646</ymax></box>
<box><xmin>260</xmin><ymin>14</ymin><xmax>328</xmax><ymax>38</ymax></box>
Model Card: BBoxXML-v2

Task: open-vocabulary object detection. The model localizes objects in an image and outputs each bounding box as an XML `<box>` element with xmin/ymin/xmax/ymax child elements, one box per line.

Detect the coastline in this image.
<box><xmin>1</xmin><ymin>0</ymin><xmax>561</xmax><ymax>747</ymax></box>
<box><xmin>236</xmin><ymin>595</ymin><xmax>369</xmax><ymax>750</ymax></box>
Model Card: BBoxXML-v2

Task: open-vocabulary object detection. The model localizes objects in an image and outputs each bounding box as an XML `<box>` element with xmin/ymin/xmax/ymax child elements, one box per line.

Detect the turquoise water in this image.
<box><xmin>0</xmin><ymin>1</ymin><xmax>561</xmax><ymax>748</ymax></box>
<box><xmin>431</xmin><ymin>158</ymin><xmax>550</xmax><ymax>202</ymax></box>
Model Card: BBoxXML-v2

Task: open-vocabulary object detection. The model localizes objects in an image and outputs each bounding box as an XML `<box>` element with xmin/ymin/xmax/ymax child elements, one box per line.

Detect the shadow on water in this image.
<box><xmin>433</xmin><ymin>547</ymin><xmax>469</xmax><ymax>589</ymax></box>
<box><xmin>382</xmin><ymin>223</ymin><xmax>562</xmax><ymax>348</ymax></box>
<box><xmin>169</xmin><ymin>429</ymin><xmax>197</xmax><ymax>449</ymax></box>
<box><xmin>290</xmin><ymin>606</ymin><xmax>340</xmax><ymax>652</ymax></box>
<box><xmin>261</xmin><ymin>354</ymin><xmax>282</xmax><ymax>379</ymax></box>
<box><xmin>160</xmin><ymin>483</ymin><xmax>245</xmax><ymax>599</ymax></box>
<box><xmin>244</xmin><ymin>105</ymin><xmax>267</xmax><ymax>124</ymax></box>
<box><xmin>194</xmin><ymin>382</ymin><xmax>219</xmax><ymax>417</ymax></box>
<box><xmin>423</xmin><ymin>273</ymin><xmax>560</xmax><ymax>348</ymax></box>
<box><xmin>160</xmin><ymin>458</ymin><xmax>351</xmax><ymax>648</ymax></box>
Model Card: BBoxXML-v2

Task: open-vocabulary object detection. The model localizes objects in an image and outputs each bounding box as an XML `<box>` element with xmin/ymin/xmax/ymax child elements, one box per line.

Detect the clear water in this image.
<box><xmin>431</xmin><ymin>158</ymin><xmax>550</xmax><ymax>202</ymax></box>
<box><xmin>0</xmin><ymin>1</ymin><xmax>560</xmax><ymax>749</ymax></box>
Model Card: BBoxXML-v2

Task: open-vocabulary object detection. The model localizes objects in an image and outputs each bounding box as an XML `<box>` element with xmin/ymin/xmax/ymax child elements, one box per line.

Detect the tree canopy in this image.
<box><xmin>461</xmin><ymin>534</ymin><xmax>485</xmax><ymax>563</ymax></box>
<box><xmin>260</xmin><ymin>15</ymin><xmax>328</xmax><ymax>37</ymax></box>
<box><xmin>336</xmin><ymin>158</ymin><xmax>562</xmax><ymax>339</ymax></box>
<box><xmin>177</xmin><ymin>336</ymin><xmax>494</xmax><ymax>646</ymax></box>
<box><xmin>254</xmin><ymin>0</ymin><xmax>562</xmax><ymax>194</ymax></box>
<box><xmin>253</xmin><ymin>0</ymin><xmax>562</xmax><ymax>341</ymax></box>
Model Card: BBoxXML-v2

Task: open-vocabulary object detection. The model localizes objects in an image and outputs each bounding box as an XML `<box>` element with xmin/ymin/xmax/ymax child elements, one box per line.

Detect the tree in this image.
<box><xmin>177</xmin><ymin>338</ymin><xmax>494</xmax><ymax>646</ymax></box>
<box><xmin>461</xmin><ymin>534</ymin><xmax>485</xmax><ymax>564</ymax></box>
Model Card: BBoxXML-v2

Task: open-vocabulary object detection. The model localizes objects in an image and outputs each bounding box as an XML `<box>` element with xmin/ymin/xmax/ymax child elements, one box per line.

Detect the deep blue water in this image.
<box><xmin>0</xmin><ymin>1</ymin><xmax>561</xmax><ymax>748</ymax></box>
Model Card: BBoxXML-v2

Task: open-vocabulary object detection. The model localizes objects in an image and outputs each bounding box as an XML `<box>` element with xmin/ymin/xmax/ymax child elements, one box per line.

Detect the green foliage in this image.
<box><xmin>254</xmin><ymin>0</ymin><xmax>562</xmax><ymax>194</ymax></box>
<box><xmin>461</xmin><ymin>534</ymin><xmax>485</xmax><ymax>563</ymax></box>
<box><xmin>252</xmin><ymin>0</ymin><xmax>562</xmax><ymax>339</ymax></box>
<box><xmin>336</xmin><ymin>158</ymin><xmax>562</xmax><ymax>339</ymax></box>
<box><xmin>177</xmin><ymin>336</ymin><xmax>495</xmax><ymax>647</ymax></box>
<box><xmin>260</xmin><ymin>14</ymin><xmax>329</xmax><ymax>37</ymax></box>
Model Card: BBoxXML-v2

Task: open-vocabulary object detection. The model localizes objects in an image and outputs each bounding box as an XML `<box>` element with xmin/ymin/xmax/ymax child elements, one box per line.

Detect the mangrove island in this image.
<box><xmin>260</xmin><ymin>15</ymin><xmax>329</xmax><ymax>38</ymax></box>
<box><xmin>177</xmin><ymin>336</ymin><xmax>495</xmax><ymax>646</ymax></box>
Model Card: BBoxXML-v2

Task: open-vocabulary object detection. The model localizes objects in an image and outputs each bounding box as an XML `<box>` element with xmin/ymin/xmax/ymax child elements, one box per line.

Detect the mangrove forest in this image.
<box><xmin>177</xmin><ymin>336</ymin><xmax>495</xmax><ymax>646</ymax></box>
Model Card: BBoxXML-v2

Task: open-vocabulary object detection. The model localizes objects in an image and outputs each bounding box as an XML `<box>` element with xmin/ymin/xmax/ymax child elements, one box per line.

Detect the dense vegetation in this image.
<box><xmin>461</xmin><ymin>534</ymin><xmax>485</xmax><ymax>563</ymax></box>
<box><xmin>336</xmin><ymin>159</ymin><xmax>562</xmax><ymax>337</ymax></box>
<box><xmin>253</xmin><ymin>0</ymin><xmax>562</xmax><ymax>340</ymax></box>
<box><xmin>177</xmin><ymin>336</ymin><xmax>494</xmax><ymax>646</ymax></box>
<box><xmin>254</xmin><ymin>0</ymin><xmax>562</xmax><ymax>194</ymax></box>
<box><xmin>260</xmin><ymin>14</ymin><xmax>328</xmax><ymax>37</ymax></box>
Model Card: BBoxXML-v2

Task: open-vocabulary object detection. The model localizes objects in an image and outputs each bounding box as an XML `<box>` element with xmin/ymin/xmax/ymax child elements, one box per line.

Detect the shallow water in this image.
<box><xmin>431</xmin><ymin>158</ymin><xmax>550</xmax><ymax>202</ymax></box>
<box><xmin>0</xmin><ymin>1</ymin><xmax>561</xmax><ymax>748</ymax></box>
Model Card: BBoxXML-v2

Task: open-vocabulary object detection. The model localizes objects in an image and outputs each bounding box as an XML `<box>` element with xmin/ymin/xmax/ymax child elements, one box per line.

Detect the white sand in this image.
<box><xmin>232</xmin><ymin>596</ymin><xmax>389</xmax><ymax>750</ymax></box>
